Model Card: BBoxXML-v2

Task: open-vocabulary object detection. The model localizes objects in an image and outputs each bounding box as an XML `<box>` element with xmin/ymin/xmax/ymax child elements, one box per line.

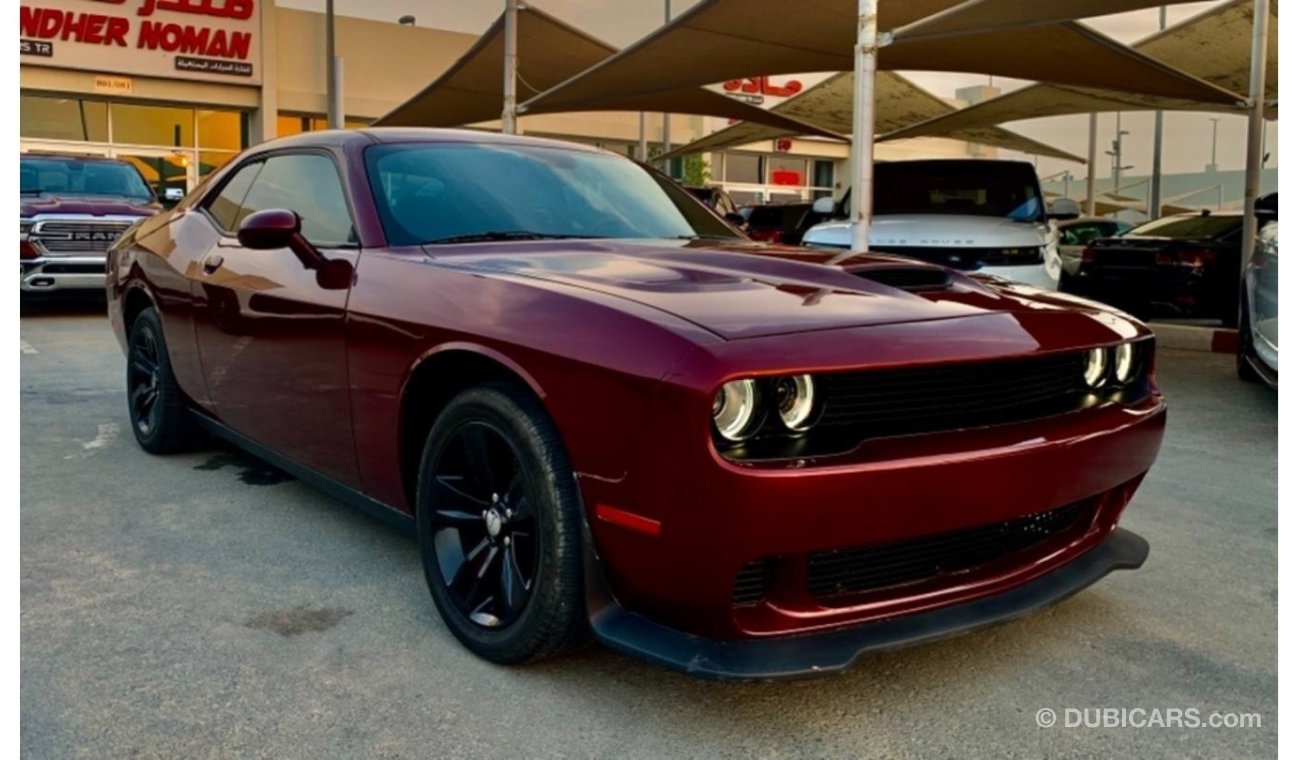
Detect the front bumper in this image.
<box><xmin>21</xmin><ymin>256</ymin><xmax>107</xmax><ymax>292</ymax></box>
<box><xmin>588</xmin><ymin>527</ymin><xmax>1148</xmax><ymax>680</ymax></box>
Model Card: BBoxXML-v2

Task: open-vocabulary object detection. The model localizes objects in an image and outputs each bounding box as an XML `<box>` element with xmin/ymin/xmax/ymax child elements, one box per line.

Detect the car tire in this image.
<box><xmin>416</xmin><ymin>383</ymin><xmax>588</xmax><ymax>664</ymax></box>
<box><xmin>126</xmin><ymin>306</ymin><xmax>203</xmax><ymax>454</ymax></box>
<box><xmin>1236</xmin><ymin>290</ymin><xmax>1261</xmax><ymax>383</ymax></box>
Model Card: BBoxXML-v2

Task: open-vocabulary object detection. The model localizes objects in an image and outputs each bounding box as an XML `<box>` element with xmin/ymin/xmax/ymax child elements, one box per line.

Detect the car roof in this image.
<box><xmin>243</xmin><ymin>127</ymin><xmax>610</xmax><ymax>156</ymax></box>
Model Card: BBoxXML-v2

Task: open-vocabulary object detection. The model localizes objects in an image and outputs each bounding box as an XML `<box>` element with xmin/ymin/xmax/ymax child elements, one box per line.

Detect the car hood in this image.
<box><xmin>805</xmin><ymin>214</ymin><xmax>1051</xmax><ymax>248</ymax></box>
<box><xmin>21</xmin><ymin>194</ymin><xmax>159</xmax><ymax>218</ymax></box>
<box><xmin>430</xmin><ymin>238</ymin><xmax>1105</xmax><ymax>341</ymax></box>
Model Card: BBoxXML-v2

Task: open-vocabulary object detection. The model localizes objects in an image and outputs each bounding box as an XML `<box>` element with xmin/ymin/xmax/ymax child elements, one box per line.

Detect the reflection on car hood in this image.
<box><xmin>804</xmin><ymin>214</ymin><xmax>1051</xmax><ymax>248</ymax></box>
<box><xmin>20</xmin><ymin>194</ymin><xmax>159</xmax><ymax>218</ymax></box>
<box><xmin>432</xmin><ymin>238</ymin><xmax>1112</xmax><ymax>341</ymax></box>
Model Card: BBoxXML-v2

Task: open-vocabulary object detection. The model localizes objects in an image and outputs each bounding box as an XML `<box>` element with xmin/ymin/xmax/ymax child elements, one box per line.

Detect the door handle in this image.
<box><xmin>202</xmin><ymin>255</ymin><xmax>224</xmax><ymax>275</ymax></box>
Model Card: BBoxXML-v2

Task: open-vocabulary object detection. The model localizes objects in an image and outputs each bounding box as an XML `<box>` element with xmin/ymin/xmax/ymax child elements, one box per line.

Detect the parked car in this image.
<box><xmin>801</xmin><ymin>159</ymin><xmax>1075</xmax><ymax>290</ymax></box>
<box><xmin>108</xmin><ymin>129</ymin><xmax>1166</xmax><ymax>679</ymax></box>
<box><xmin>1238</xmin><ymin>193</ymin><xmax>1277</xmax><ymax>385</ymax></box>
<box><xmin>21</xmin><ymin>152</ymin><xmax>159</xmax><ymax>294</ymax></box>
<box><xmin>739</xmin><ymin>202</ymin><xmax>812</xmax><ymax>244</ymax></box>
<box><xmin>1056</xmin><ymin>217</ymin><xmax>1134</xmax><ymax>291</ymax></box>
<box><xmin>1074</xmin><ymin>210</ymin><xmax>1248</xmax><ymax>325</ymax></box>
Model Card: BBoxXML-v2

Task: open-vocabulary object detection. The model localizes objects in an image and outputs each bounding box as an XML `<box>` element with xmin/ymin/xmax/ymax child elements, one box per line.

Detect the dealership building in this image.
<box><xmin>20</xmin><ymin>0</ymin><xmax>979</xmax><ymax>204</ymax></box>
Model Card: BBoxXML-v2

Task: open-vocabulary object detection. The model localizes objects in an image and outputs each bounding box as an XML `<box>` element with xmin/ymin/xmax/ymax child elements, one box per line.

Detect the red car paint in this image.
<box><xmin>107</xmin><ymin>129</ymin><xmax>1165</xmax><ymax>649</ymax></box>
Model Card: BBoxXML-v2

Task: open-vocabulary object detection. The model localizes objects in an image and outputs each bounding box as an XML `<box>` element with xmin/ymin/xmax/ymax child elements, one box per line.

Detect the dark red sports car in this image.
<box><xmin>107</xmin><ymin>129</ymin><xmax>1166</xmax><ymax>679</ymax></box>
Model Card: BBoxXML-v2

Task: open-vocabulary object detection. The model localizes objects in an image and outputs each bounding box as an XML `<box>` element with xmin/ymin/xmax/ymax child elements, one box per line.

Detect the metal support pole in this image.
<box><xmin>502</xmin><ymin>0</ymin><xmax>519</xmax><ymax>135</ymax></box>
<box><xmin>325</xmin><ymin>0</ymin><xmax>342</xmax><ymax>128</ymax></box>
<box><xmin>1241</xmin><ymin>0</ymin><xmax>1270</xmax><ymax>276</ymax></box>
<box><xmin>1086</xmin><ymin>113</ymin><xmax>1097</xmax><ymax>215</ymax></box>
<box><xmin>660</xmin><ymin>0</ymin><xmax>672</xmax><ymax>167</ymax></box>
<box><xmin>331</xmin><ymin>57</ymin><xmax>345</xmax><ymax>129</ymax></box>
<box><xmin>1210</xmin><ymin>118</ymin><xmax>1220</xmax><ymax>170</ymax></box>
<box><xmin>849</xmin><ymin>0</ymin><xmax>879</xmax><ymax>254</ymax></box>
<box><xmin>1148</xmin><ymin>6</ymin><xmax>1167</xmax><ymax>219</ymax></box>
<box><xmin>638</xmin><ymin>113</ymin><xmax>648</xmax><ymax>162</ymax></box>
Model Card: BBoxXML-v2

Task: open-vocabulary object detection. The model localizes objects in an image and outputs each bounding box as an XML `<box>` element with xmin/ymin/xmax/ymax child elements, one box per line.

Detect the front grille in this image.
<box><xmin>807</xmin><ymin>500</ymin><xmax>1093</xmax><ymax>599</ymax></box>
<box><xmin>816</xmin><ymin>353</ymin><xmax>1087</xmax><ymax>438</ymax></box>
<box><xmin>732</xmin><ymin>558</ymin><xmax>777</xmax><ymax>605</ymax></box>
<box><xmin>31</xmin><ymin>220</ymin><xmax>132</xmax><ymax>255</ymax></box>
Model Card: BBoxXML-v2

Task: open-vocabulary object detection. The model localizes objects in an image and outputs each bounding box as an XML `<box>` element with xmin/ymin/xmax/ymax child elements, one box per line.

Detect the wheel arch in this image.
<box><xmin>121</xmin><ymin>283</ymin><xmax>157</xmax><ymax>336</ymax></box>
<box><xmin>397</xmin><ymin>343</ymin><xmax>550</xmax><ymax>511</ymax></box>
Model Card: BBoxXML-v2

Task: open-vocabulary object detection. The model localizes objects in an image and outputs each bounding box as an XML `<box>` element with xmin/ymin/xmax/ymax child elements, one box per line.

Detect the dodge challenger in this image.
<box><xmin>107</xmin><ymin>129</ymin><xmax>1166</xmax><ymax>679</ymax></box>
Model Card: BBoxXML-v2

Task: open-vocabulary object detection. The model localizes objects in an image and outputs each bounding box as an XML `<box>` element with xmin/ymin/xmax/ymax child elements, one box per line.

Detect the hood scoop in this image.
<box><xmin>847</xmin><ymin>263</ymin><xmax>954</xmax><ymax>292</ymax></box>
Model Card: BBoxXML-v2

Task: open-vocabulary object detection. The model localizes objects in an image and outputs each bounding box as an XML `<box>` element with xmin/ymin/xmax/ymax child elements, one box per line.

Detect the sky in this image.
<box><xmin>281</xmin><ymin>0</ymin><xmax>1276</xmax><ymax>177</ymax></box>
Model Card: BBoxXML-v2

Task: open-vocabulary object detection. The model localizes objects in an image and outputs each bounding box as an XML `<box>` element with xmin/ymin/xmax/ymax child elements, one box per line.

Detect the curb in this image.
<box><xmin>1149</xmin><ymin>323</ymin><xmax>1238</xmax><ymax>354</ymax></box>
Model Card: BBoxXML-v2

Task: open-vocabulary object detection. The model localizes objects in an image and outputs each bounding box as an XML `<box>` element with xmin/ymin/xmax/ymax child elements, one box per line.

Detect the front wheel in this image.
<box><xmin>126</xmin><ymin>306</ymin><xmax>202</xmax><ymax>454</ymax></box>
<box><xmin>416</xmin><ymin>383</ymin><xmax>588</xmax><ymax>664</ymax></box>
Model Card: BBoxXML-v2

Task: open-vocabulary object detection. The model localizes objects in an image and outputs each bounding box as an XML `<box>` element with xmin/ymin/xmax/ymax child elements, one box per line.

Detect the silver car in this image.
<box><xmin>1238</xmin><ymin>194</ymin><xmax>1278</xmax><ymax>385</ymax></box>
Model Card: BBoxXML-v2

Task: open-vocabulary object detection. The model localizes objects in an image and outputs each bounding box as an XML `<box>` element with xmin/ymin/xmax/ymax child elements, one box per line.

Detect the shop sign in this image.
<box><xmin>19</xmin><ymin>0</ymin><xmax>261</xmax><ymax>84</ymax></box>
<box><xmin>721</xmin><ymin>76</ymin><xmax>804</xmax><ymax>106</ymax></box>
<box><xmin>93</xmin><ymin>74</ymin><xmax>133</xmax><ymax>93</ymax></box>
<box><xmin>771</xmin><ymin>170</ymin><xmax>804</xmax><ymax>186</ymax></box>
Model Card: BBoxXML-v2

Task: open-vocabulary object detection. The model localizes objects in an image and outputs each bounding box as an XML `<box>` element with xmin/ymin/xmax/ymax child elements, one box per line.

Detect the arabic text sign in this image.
<box><xmin>19</xmin><ymin>0</ymin><xmax>261</xmax><ymax>84</ymax></box>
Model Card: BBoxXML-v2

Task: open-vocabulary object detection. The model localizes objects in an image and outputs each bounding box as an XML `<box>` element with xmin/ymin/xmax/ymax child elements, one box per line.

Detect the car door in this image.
<box><xmin>190</xmin><ymin>151</ymin><xmax>362</xmax><ymax>487</ymax></box>
<box><xmin>1249</xmin><ymin>219</ymin><xmax>1279</xmax><ymax>359</ymax></box>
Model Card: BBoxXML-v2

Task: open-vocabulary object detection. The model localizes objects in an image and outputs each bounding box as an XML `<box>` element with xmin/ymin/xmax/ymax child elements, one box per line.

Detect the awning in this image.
<box><xmin>883</xmin><ymin>0</ymin><xmax>1277</xmax><ymax>144</ymax></box>
<box><xmin>523</xmin><ymin>0</ymin><xmax>1242</xmax><ymax>116</ymax></box>
<box><xmin>662</xmin><ymin>72</ymin><xmax>1084</xmax><ymax>163</ymax></box>
<box><xmin>890</xmin><ymin>0</ymin><xmax>1207</xmax><ymax>42</ymax></box>
<box><xmin>376</xmin><ymin>4</ymin><xmax>843</xmax><ymax>140</ymax></box>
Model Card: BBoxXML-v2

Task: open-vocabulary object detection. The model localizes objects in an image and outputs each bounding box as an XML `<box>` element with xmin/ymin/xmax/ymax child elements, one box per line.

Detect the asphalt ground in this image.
<box><xmin>21</xmin><ymin>299</ymin><xmax>1277</xmax><ymax>758</ymax></box>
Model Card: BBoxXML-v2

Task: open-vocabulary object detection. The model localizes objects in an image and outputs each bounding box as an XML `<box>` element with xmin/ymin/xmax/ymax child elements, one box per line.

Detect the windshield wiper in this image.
<box><xmin>673</xmin><ymin>234</ymin><xmax>739</xmax><ymax>241</ymax></box>
<box><xmin>423</xmin><ymin>231</ymin><xmax>599</xmax><ymax>245</ymax></box>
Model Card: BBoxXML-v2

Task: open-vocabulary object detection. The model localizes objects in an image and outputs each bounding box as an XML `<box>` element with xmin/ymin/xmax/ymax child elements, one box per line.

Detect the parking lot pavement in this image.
<box><xmin>21</xmin><ymin>305</ymin><xmax>1277</xmax><ymax>758</ymax></box>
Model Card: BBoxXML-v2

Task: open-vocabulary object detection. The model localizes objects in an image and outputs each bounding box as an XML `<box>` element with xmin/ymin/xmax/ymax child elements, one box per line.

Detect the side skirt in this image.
<box><xmin>192</xmin><ymin>414</ymin><xmax>416</xmax><ymax>535</ymax></box>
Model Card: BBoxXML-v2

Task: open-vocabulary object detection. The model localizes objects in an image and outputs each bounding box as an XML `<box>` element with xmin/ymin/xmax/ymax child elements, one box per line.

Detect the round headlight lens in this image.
<box><xmin>774</xmin><ymin>374</ymin><xmax>816</xmax><ymax>431</ymax></box>
<box><xmin>713</xmin><ymin>379</ymin><xmax>759</xmax><ymax>441</ymax></box>
<box><xmin>1114</xmin><ymin>342</ymin><xmax>1137</xmax><ymax>383</ymax></box>
<box><xmin>1083</xmin><ymin>347</ymin><xmax>1108</xmax><ymax>388</ymax></box>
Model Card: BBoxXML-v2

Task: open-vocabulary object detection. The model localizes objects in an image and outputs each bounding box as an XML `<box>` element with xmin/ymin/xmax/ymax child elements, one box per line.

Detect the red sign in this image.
<box><xmin>723</xmin><ymin>76</ymin><xmax>804</xmax><ymax>98</ymax></box>
<box><xmin>774</xmin><ymin>138</ymin><xmax>793</xmax><ymax>153</ymax></box>
<box><xmin>771</xmin><ymin>170</ymin><xmax>803</xmax><ymax>186</ymax></box>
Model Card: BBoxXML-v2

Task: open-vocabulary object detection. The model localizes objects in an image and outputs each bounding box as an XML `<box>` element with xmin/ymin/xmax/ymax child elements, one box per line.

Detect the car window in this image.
<box><xmin>236</xmin><ymin>154</ymin><xmax>356</xmax><ymax>245</ymax></box>
<box><xmin>364</xmin><ymin>143</ymin><xmax>739</xmax><ymax>246</ymax></box>
<box><xmin>20</xmin><ymin>156</ymin><xmax>154</xmax><ymax>201</ymax></box>
<box><xmin>204</xmin><ymin>161</ymin><xmax>263</xmax><ymax>232</ymax></box>
<box><xmin>1127</xmin><ymin>215</ymin><xmax>1241</xmax><ymax>239</ymax></box>
<box><xmin>1061</xmin><ymin>223</ymin><xmax>1102</xmax><ymax>246</ymax></box>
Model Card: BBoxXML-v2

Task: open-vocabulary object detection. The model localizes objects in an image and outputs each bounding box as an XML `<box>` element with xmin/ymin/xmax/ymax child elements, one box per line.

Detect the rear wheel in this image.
<box><xmin>126</xmin><ymin>307</ymin><xmax>202</xmax><ymax>454</ymax></box>
<box><xmin>416</xmin><ymin>383</ymin><xmax>588</xmax><ymax>664</ymax></box>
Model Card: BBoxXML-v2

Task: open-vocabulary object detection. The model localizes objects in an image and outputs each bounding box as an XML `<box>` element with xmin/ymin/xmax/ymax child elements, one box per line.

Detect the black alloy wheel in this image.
<box><xmin>428</xmin><ymin>421</ymin><xmax>539</xmax><ymax>629</ymax></box>
<box><xmin>126</xmin><ymin>306</ymin><xmax>202</xmax><ymax>454</ymax></box>
<box><xmin>416</xmin><ymin>383</ymin><xmax>587</xmax><ymax>664</ymax></box>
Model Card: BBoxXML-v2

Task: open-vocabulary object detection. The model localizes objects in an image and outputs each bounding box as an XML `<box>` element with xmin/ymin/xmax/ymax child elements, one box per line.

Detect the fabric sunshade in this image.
<box><xmin>890</xmin><ymin>0</ymin><xmax>1209</xmax><ymax>42</ymax></box>
<box><xmin>523</xmin><ymin>0</ymin><xmax>1241</xmax><ymax>116</ymax></box>
<box><xmin>662</xmin><ymin>72</ymin><xmax>1084</xmax><ymax>163</ymax></box>
<box><xmin>883</xmin><ymin>0</ymin><xmax>1277</xmax><ymax>144</ymax></box>
<box><xmin>376</xmin><ymin>4</ymin><xmax>841</xmax><ymax>139</ymax></box>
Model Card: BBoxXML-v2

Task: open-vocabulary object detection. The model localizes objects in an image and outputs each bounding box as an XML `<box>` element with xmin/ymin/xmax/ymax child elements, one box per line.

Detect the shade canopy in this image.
<box><xmin>663</xmin><ymin>72</ymin><xmax>1084</xmax><ymax>163</ymax></box>
<box><xmin>523</xmin><ymin>0</ymin><xmax>1242</xmax><ymax>116</ymax></box>
<box><xmin>376</xmin><ymin>4</ymin><xmax>842</xmax><ymax>140</ymax></box>
<box><xmin>883</xmin><ymin>0</ymin><xmax>1277</xmax><ymax>144</ymax></box>
<box><xmin>890</xmin><ymin>0</ymin><xmax>1208</xmax><ymax>42</ymax></box>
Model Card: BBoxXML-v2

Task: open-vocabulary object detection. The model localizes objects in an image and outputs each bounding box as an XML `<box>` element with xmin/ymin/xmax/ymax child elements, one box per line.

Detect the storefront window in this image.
<box><xmin>724</xmin><ymin>154</ymin><xmax>763</xmax><ymax>184</ymax></box>
<box><xmin>21</xmin><ymin>95</ymin><xmax>108</xmax><ymax>142</ymax></box>
<box><xmin>199</xmin><ymin>151</ymin><xmax>240</xmax><ymax>181</ymax></box>
<box><xmin>813</xmin><ymin>160</ymin><xmax>835</xmax><ymax>189</ymax></box>
<box><xmin>198</xmin><ymin>110</ymin><xmax>244</xmax><ymax>150</ymax></box>
<box><xmin>112</xmin><ymin>103</ymin><xmax>195</xmax><ymax>148</ymax></box>
<box><xmin>768</xmin><ymin>156</ymin><xmax>807</xmax><ymax>187</ymax></box>
<box><xmin>278</xmin><ymin>113</ymin><xmax>371</xmax><ymax>136</ymax></box>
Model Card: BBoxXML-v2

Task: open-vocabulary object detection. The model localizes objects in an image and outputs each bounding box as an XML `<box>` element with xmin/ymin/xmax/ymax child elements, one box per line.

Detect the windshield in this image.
<box><xmin>20</xmin><ymin>156</ymin><xmax>154</xmax><ymax>200</ymax></box>
<box><xmin>1127</xmin><ymin>215</ymin><xmax>1242</xmax><ymax>239</ymax></box>
<box><xmin>365</xmin><ymin>142</ymin><xmax>740</xmax><ymax>246</ymax></box>
<box><xmin>836</xmin><ymin>161</ymin><xmax>1044</xmax><ymax>222</ymax></box>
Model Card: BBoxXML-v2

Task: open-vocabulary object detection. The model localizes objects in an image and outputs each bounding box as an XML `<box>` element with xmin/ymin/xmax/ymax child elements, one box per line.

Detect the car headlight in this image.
<box><xmin>713</xmin><ymin>379</ymin><xmax>760</xmax><ymax>441</ymax></box>
<box><xmin>774</xmin><ymin>374</ymin><xmax>816</xmax><ymax>431</ymax></box>
<box><xmin>1113</xmin><ymin>342</ymin><xmax>1138</xmax><ymax>383</ymax></box>
<box><xmin>1083</xmin><ymin>347</ymin><xmax>1107</xmax><ymax>388</ymax></box>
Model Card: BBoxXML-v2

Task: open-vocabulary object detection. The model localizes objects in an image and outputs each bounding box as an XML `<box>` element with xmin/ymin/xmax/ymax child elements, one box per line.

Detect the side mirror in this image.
<box><xmin>812</xmin><ymin>196</ymin><xmax>836</xmax><ymax>215</ymax></box>
<box><xmin>237</xmin><ymin>208</ymin><xmax>340</xmax><ymax>283</ymax></box>
<box><xmin>1046</xmin><ymin>197</ymin><xmax>1081</xmax><ymax>221</ymax></box>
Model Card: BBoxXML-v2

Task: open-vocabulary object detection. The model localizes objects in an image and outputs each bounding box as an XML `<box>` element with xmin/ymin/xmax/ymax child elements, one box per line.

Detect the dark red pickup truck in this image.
<box><xmin>20</xmin><ymin>153</ymin><xmax>160</xmax><ymax>294</ymax></box>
